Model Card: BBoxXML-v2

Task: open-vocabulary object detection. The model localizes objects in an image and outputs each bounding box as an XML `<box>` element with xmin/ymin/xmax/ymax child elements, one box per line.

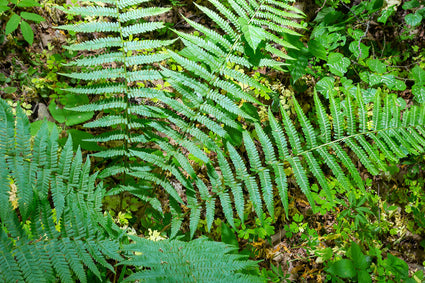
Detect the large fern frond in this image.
<box><xmin>122</xmin><ymin>0</ymin><xmax>307</xmax><ymax>235</ymax></box>
<box><xmin>219</xmin><ymin>90</ymin><xmax>425</xmax><ymax>217</ymax></box>
<box><xmin>58</xmin><ymin>0</ymin><xmax>175</xmax><ymax>206</ymax></box>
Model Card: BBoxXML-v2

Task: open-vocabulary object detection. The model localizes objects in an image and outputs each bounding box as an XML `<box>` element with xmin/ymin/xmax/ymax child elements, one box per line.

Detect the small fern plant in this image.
<box><xmin>0</xmin><ymin>99</ymin><xmax>123</xmax><ymax>283</ymax></box>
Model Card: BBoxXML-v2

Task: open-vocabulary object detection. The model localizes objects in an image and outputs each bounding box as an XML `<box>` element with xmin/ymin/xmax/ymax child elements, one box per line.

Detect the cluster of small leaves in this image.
<box><xmin>1</xmin><ymin>0</ymin><xmax>45</xmax><ymax>45</ymax></box>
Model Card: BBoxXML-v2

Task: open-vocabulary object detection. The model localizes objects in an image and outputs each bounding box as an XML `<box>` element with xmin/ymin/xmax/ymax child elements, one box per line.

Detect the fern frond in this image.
<box><xmin>260</xmin><ymin>5</ymin><xmax>304</xmax><ymax>19</ymax></box>
<box><xmin>293</xmin><ymin>98</ymin><xmax>317</xmax><ymax>149</ymax></box>
<box><xmin>196</xmin><ymin>4</ymin><xmax>239</xmax><ymax>40</ymax></box>
<box><xmin>243</xmin><ymin>131</ymin><xmax>274</xmax><ymax>217</ymax></box>
<box><xmin>281</xmin><ymin>104</ymin><xmax>302</xmax><ymax>155</ymax></box>
<box><xmin>228</xmin><ymin>142</ymin><xmax>263</xmax><ymax>220</ymax></box>
<box><xmin>217</xmin><ymin>150</ymin><xmax>244</xmax><ymax>223</ymax></box>
<box><xmin>265</xmin><ymin>0</ymin><xmax>305</xmax><ymax>15</ymax></box>
<box><xmin>329</xmin><ymin>91</ymin><xmax>344</xmax><ymax>139</ymax></box>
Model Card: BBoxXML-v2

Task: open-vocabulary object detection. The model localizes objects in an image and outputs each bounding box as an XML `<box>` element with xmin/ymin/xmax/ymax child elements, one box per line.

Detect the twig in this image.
<box><xmin>357</xmin><ymin>21</ymin><xmax>370</xmax><ymax>60</ymax></box>
<box><xmin>340</xmin><ymin>1</ymin><xmax>372</xmax><ymax>60</ymax></box>
<box><xmin>316</xmin><ymin>0</ymin><xmax>328</xmax><ymax>14</ymax></box>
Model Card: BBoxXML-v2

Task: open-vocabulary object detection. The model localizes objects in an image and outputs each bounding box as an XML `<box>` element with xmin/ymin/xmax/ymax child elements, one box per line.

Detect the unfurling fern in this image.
<box><xmin>0</xmin><ymin>99</ymin><xmax>122</xmax><ymax>283</ymax></box>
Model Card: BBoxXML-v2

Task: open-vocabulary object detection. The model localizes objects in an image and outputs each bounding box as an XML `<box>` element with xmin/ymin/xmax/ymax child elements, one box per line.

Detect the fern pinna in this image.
<box><xmin>0</xmin><ymin>99</ymin><xmax>122</xmax><ymax>283</ymax></box>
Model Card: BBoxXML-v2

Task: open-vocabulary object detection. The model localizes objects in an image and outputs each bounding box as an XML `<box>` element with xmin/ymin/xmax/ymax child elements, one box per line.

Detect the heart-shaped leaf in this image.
<box><xmin>410</xmin><ymin>65</ymin><xmax>425</xmax><ymax>85</ymax></box>
<box><xmin>412</xmin><ymin>85</ymin><xmax>425</xmax><ymax>103</ymax></box>
<box><xmin>49</xmin><ymin>94</ymin><xmax>94</xmax><ymax>126</ymax></box>
<box><xmin>405</xmin><ymin>12</ymin><xmax>422</xmax><ymax>26</ymax></box>
<box><xmin>349</xmin><ymin>41</ymin><xmax>370</xmax><ymax>60</ymax></box>
<box><xmin>316</xmin><ymin>77</ymin><xmax>335</xmax><ymax>98</ymax></box>
<box><xmin>350</xmin><ymin>242</ymin><xmax>370</xmax><ymax>270</ymax></box>
<box><xmin>326</xmin><ymin>259</ymin><xmax>356</xmax><ymax>279</ymax></box>
<box><xmin>327</xmin><ymin>53</ymin><xmax>350</xmax><ymax>77</ymax></box>
<box><xmin>366</xmin><ymin>58</ymin><xmax>387</xmax><ymax>74</ymax></box>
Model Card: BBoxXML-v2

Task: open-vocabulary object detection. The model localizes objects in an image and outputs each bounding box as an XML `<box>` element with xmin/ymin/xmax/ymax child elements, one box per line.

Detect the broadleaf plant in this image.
<box><xmin>1</xmin><ymin>0</ymin><xmax>45</xmax><ymax>45</ymax></box>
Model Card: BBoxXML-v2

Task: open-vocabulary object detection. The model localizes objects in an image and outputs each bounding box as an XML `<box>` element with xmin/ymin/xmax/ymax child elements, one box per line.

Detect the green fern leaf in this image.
<box><xmin>121</xmin><ymin>7</ymin><xmax>171</xmax><ymax>21</ymax></box>
<box><xmin>61</xmin><ymin>68</ymin><xmax>126</xmax><ymax>81</ymax></box>
<box><xmin>243</xmin><ymin>131</ymin><xmax>274</xmax><ymax>217</ymax></box>
<box><xmin>61</xmin><ymin>6</ymin><xmax>117</xmax><ymax>17</ymax></box>
<box><xmin>281</xmin><ymin>104</ymin><xmax>302</xmax><ymax>155</ymax></box>
<box><xmin>217</xmin><ymin>150</ymin><xmax>244</xmax><ymax>223</ymax></box>
<box><xmin>121</xmin><ymin>237</ymin><xmax>262</xmax><ymax>282</ymax></box>
<box><xmin>293</xmin><ymin>97</ymin><xmax>317</xmax><ymax>149</ymax></box>
<box><xmin>122</xmin><ymin>22</ymin><xmax>165</xmax><ymax>37</ymax></box>
<box><xmin>58</xmin><ymin>22</ymin><xmax>120</xmax><ymax>33</ymax></box>
<box><xmin>65</xmin><ymin>52</ymin><xmax>125</xmax><ymax>67</ymax></box>
<box><xmin>329</xmin><ymin>91</ymin><xmax>344</xmax><ymax>139</ymax></box>
<box><xmin>314</xmin><ymin>90</ymin><xmax>332</xmax><ymax>143</ymax></box>
<box><xmin>123</xmin><ymin>39</ymin><xmax>176</xmax><ymax>51</ymax></box>
<box><xmin>228</xmin><ymin>142</ymin><xmax>263</xmax><ymax>220</ymax></box>
<box><xmin>117</xmin><ymin>0</ymin><xmax>150</xmax><ymax>9</ymax></box>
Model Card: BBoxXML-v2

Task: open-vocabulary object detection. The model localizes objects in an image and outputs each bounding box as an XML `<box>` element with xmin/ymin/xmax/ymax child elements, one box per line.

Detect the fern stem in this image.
<box><xmin>116</xmin><ymin>2</ymin><xmax>130</xmax><ymax>211</ymax></box>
